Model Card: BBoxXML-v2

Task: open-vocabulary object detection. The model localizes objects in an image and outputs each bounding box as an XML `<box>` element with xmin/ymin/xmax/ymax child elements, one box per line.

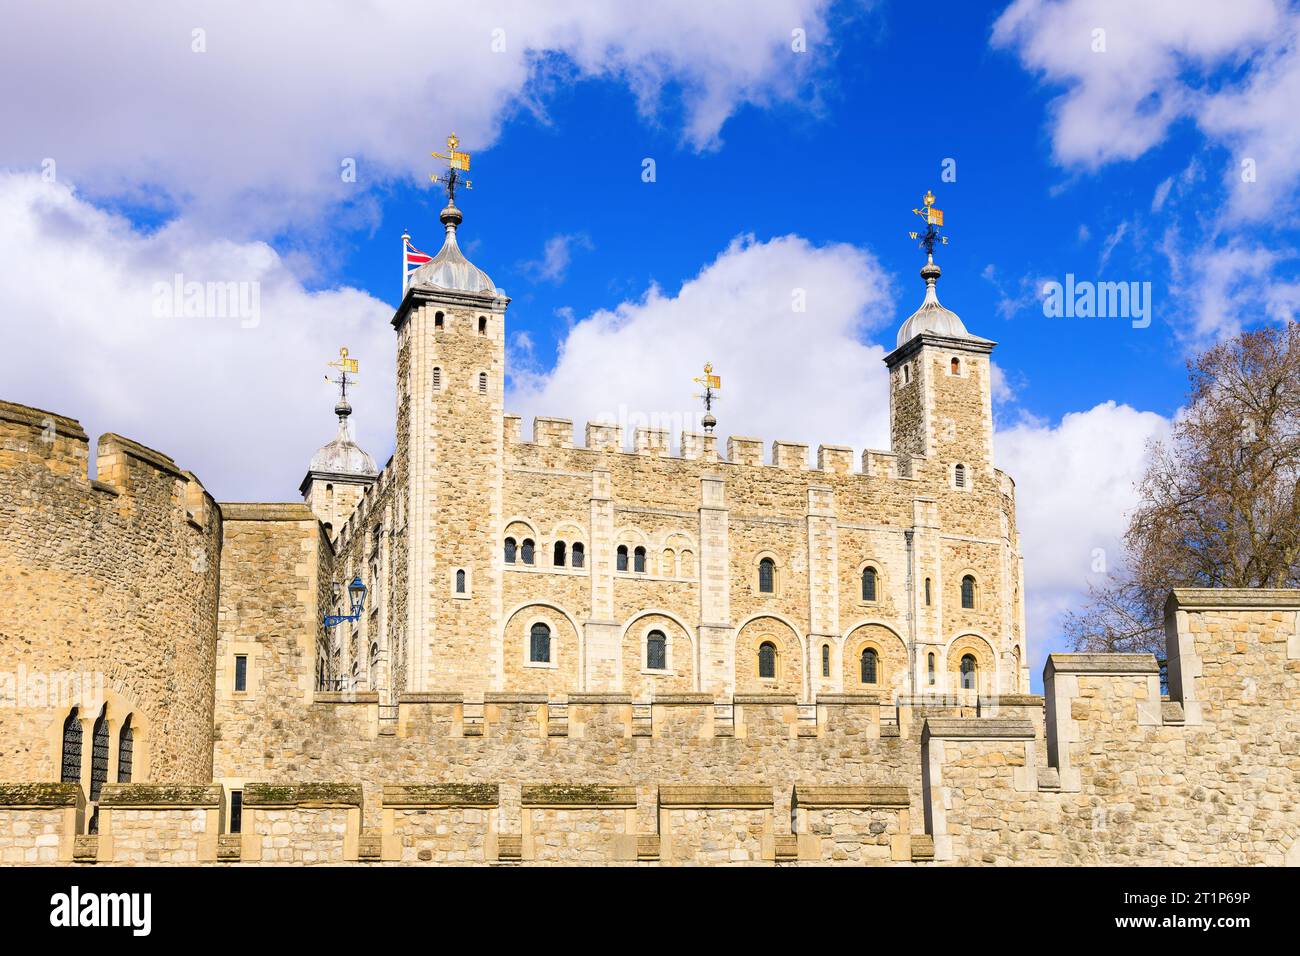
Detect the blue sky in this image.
<box><xmin>3</xmin><ymin>0</ymin><xmax>1298</xmax><ymax>679</ymax></box>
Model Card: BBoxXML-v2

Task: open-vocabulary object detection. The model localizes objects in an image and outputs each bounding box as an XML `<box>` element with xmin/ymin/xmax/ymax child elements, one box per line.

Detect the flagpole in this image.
<box><xmin>401</xmin><ymin>230</ymin><xmax>410</xmax><ymax>297</ymax></box>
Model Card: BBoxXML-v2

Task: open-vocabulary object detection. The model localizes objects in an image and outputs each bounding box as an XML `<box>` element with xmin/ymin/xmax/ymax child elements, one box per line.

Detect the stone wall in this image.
<box><xmin>0</xmin><ymin>401</ymin><xmax>222</xmax><ymax>786</ymax></box>
<box><xmin>1</xmin><ymin>587</ymin><xmax>1291</xmax><ymax>866</ymax></box>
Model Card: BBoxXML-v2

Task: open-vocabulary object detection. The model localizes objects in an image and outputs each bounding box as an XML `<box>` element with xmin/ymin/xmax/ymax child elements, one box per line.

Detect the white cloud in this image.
<box><xmin>1163</xmin><ymin>236</ymin><xmax>1300</xmax><ymax>342</ymax></box>
<box><xmin>0</xmin><ymin>173</ymin><xmax>395</xmax><ymax>500</ymax></box>
<box><xmin>508</xmin><ymin>232</ymin><xmax>896</xmax><ymax>455</ymax></box>
<box><xmin>0</xmin><ymin>0</ymin><xmax>840</xmax><ymax>235</ymax></box>
<box><xmin>997</xmin><ymin>401</ymin><xmax>1171</xmax><ymax>673</ymax></box>
<box><xmin>520</xmin><ymin>233</ymin><xmax>594</xmax><ymax>284</ymax></box>
<box><xmin>992</xmin><ymin>0</ymin><xmax>1281</xmax><ymax>175</ymax></box>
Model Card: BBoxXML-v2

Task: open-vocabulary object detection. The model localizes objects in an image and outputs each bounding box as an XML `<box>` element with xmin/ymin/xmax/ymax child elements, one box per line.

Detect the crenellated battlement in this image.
<box><xmin>0</xmin><ymin>399</ymin><xmax>217</xmax><ymax>520</ymax></box>
<box><xmin>499</xmin><ymin>412</ymin><xmax>956</xmax><ymax>485</ymax></box>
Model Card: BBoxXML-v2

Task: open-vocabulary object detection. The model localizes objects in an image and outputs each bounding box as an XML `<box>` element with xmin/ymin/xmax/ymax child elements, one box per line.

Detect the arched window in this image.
<box><xmin>60</xmin><ymin>708</ymin><xmax>81</xmax><ymax>785</ymax></box>
<box><xmin>960</xmin><ymin>654</ymin><xmax>977</xmax><ymax>690</ymax></box>
<box><xmin>954</xmin><ymin>463</ymin><xmax>967</xmax><ymax>489</ymax></box>
<box><xmin>117</xmin><ymin>716</ymin><xmax>133</xmax><ymax>783</ymax></box>
<box><xmin>571</xmin><ymin>542</ymin><xmax>585</xmax><ymax>568</ymax></box>
<box><xmin>903</xmin><ymin>364</ymin><xmax>911</xmax><ymax>384</ymax></box>
<box><xmin>861</xmin><ymin>647</ymin><xmax>879</xmax><ymax>684</ymax></box>
<box><xmin>553</xmin><ymin>541</ymin><xmax>566</xmax><ymax>567</ymax></box>
<box><xmin>616</xmin><ymin>545</ymin><xmax>629</xmax><ymax>572</ymax></box>
<box><xmin>758</xmin><ymin>557</ymin><xmax>776</xmax><ymax>593</ymax></box>
<box><xmin>455</xmin><ymin>569</ymin><xmax>466</xmax><ymax>593</ymax></box>
<box><xmin>521</xmin><ymin>539</ymin><xmax>535</xmax><ymax>565</ymax></box>
<box><xmin>434</xmin><ymin>310</ymin><xmax>444</xmax><ymax>329</ymax></box>
<box><xmin>861</xmin><ymin>566</ymin><xmax>878</xmax><ymax>602</ymax></box>
<box><xmin>680</xmin><ymin>550</ymin><xmax>694</xmax><ymax>576</ymax></box>
<box><xmin>504</xmin><ymin>537</ymin><xmax>517</xmax><ymax>564</ymax></box>
<box><xmin>662</xmin><ymin>548</ymin><xmax>675</xmax><ymax>576</ymax></box>
<box><xmin>646</xmin><ymin>630</ymin><xmax>667</xmax><ymax>670</ymax></box>
<box><xmin>822</xmin><ymin>644</ymin><xmax>830</xmax><ymax>678</ymax></box>
<box><xmin>89</xmin><ymin>707</ymin><xmax>109</xmax><ymax>802</ymax></box>
<box><xmin>478</xmin><ymin>315</ymin><xmax>487</xmax><ymax>334</ymax></box>
<box><xmin>478</xmin><ymin>372</ymin><xmax>488</xmax><ymax>395</ymax></box>
<box><xmin>951</xmin><ymin>356</ymin><xmax>960</xmax><ymax>374</ymax></box>
<box><xmin>961</xmin><ymin>575</ymin><xmax>976</xmax><ymax>609</ymax></box>
<box><xmin>530</xmin><ymin>623</ymin><xmax>551</xmax><ymax>663</ymax></box>
<box><xmin>432</xmin><ymin>366</ymin><xmax>441</xmax><ymax>390</ymax></box>
<box><xmin>633</xmin><ymin>546</ymin><xmax>646</xmax><ymax>573</ymax></box>
<box><xmin>924</xmin><ymin>577</ymin><xmax>932</xmax><ymax>606</ymax></box>
<box><xmin>758</xmin><ymin>641</ymin><xmax>777</xmax><ymax>679</ymax></box>
<box><xmin>927</xmin><ymin>652</ymin><xmax>936</xmax><ymax>686</ymax></box>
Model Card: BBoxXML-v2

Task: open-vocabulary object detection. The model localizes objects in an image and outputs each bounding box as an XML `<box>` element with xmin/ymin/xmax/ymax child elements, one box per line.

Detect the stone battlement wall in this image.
<box><xmin>0</xmin><ymin>400</ymin><xmax>223</xmax><ymax>784</ymax></box>
<box><xmin>3</xmin><ymin>587</ymin><xmax>1288</xmax><ymax>866</ymax></box>
<box><xmin>505</xmin><ymin>414</ymin><xmax>1016</xmax><ymax>494</ymax></box>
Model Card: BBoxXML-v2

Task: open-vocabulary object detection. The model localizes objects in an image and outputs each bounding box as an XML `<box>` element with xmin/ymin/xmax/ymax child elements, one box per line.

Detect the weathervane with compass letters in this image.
<box><xmin>431</xmin><ymin>132</ymin><xmax>473</xmax><ymax>204</ymax></box>
<box><xmin>908</xmin><ymin>189</ymin><xmax>950</xmax><ymax>257</ymax></box>
<box><xmin>325</xmin><ymin>346</ymin><xmax>360</xmax><ymax>411</ymax></box>
<box><xmin>693</xmin><ymin>363</ymin><xmax>721</xmax><ymax>434</ymax></box>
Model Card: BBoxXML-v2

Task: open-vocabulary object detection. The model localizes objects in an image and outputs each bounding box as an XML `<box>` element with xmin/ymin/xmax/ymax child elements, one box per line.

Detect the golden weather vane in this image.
<box><xmin>325</xmin><ymin>346</ymin><xmax>359</xmax><ymax>404</ymax></box>
<box><xmin>908</xmin><ymin>189</ymin><xmax>950</xmax><ymax>256</ymax></box>
<box><xmin>431</xmin><ymin>132</ymin><xmax>473</xmax><ymax>203</ymax></box>
<box><xmin>693</xmin><ymin>362</ymin><xmax>721</xmax><ymax>434</ymax></box>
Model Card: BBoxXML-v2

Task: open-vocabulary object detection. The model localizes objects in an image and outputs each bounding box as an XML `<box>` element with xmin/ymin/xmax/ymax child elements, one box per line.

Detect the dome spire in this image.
<box><xmin>309</xmin><ymin>347</ymin><xmax>377</xmax><ymax>478</ymax></box>
<box><xmin>405</xmin><ymin>133</ymin><xmax>500</xmax><ymax>297</ymax></box>
<box><xmin>896</xmin><ymin>189</ymin><xmax>973</xmax><ymax>347</ymax></box>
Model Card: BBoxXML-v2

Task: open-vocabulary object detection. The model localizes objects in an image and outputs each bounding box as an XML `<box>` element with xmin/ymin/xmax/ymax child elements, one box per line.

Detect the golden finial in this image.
<box><xmin>431</xmin><ymin>131</ymin><xmax>473</xmax><ymax>205</ymax></box>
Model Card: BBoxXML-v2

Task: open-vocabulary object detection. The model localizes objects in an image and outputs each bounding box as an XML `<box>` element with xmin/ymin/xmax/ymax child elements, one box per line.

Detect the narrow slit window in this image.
<box><xmin>455</xmin><ymin>569</ymin><xmax>466</xmax><ymax>593</ymax></box>
<box><xmin>478</xmin><ymin>372</ymin><xmax>488</xmax><ymax>395</ymax></box>
<box><xmin>955</xmin><ymin>464</ymin><xmax>967</xmax><ymax>489</ymax></box>
<box><xmin>478</xmin><ymin>315</ymin><xmax>487</xmax><ymax>334</ymax></box>
<box><xmin>822</xmin><ymin>644</ymin><xmax>830</xmax><ymax>677</ymax></box>
<box><xmin>234</xmin><ymin>654</ymin><xmax>248</xmax><ymax>693</ymax></box>
<box><xmin>89</xmin><ymin>707</ymin><xmax>109</xmax><ymax>802</ymax></box>
<box><xmin>434</xmin><ymin>311</ymin><xmax>444</xmax><ymax>329</ymax></box>
<box><xmin>229</xmin><ymin>791</ymin><xmax>243</xmax><ymax>834</ymax></box>
<box><xmin>758</xmin><ymin>557</ymin><xmax>775</xmax><ymax>593</ymax></box>
<box><xmin>116</xmin><ymin>717</ymin><xmax>133</xmax><ymax>783</ymax></box>
<box><xmin>60</xmin><ymin>708</ymin><xmax>81</xmax><ymax>785</ymax></box>
<box><xmin>961</xmin><ymin>575</ymin><xmax>976</xmax><ymax>609</ymax></box>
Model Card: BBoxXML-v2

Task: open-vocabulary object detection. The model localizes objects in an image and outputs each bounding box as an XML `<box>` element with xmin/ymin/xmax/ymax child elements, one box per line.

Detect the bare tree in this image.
<box><xmin>1065</xmin><ymin>322</ymin><xmax>1300</xmax><ymax>655</ymax></box>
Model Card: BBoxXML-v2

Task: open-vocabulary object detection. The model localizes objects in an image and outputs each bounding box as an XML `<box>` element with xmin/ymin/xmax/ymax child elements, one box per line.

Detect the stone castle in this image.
<box><xmin>1</xmin><ymin>188</ymin><xmax>1297</xmax><ymax>866</ymax></box>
